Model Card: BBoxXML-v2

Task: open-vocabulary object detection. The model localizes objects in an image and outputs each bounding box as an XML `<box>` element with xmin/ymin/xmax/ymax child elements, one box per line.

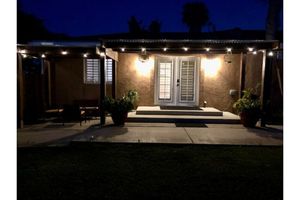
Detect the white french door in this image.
<box><xmin>155</xmin><ymin>56</ymin><xmax>199</xmax><ymax>106</ymax></box>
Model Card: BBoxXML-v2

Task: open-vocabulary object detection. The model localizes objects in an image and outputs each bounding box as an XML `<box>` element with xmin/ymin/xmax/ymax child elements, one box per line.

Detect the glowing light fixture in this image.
<box><xmin>268</xmin><ymin>51</ymin><xmax>274</xmax><ymax>57</ymax></box>
<box><xmin>100</xmin><ymin>52</ymin><xmax>106</xmax><ymax>57</ymax></box>
<box><xmin>61</xmin><ymin>50</ymin><xmax>68</xmax><ymax>55</ymax></box>
<box><xmin>21</xmin><ymin>54</ymin><xmax>27</xmax><ymax>58</ymax></box>
<box><xmin>183</xmin><ymin>47</ymin><xmax>188</xmax><ymax>51</ymax></box>
<box><xmin>83</xmin><ymin>53</ymin><xmax>88</xmax><ymax>58</ymax></box>
<box><xmin>19</xmin><ymin>49</ymin><xmax>27</xmax><ymax>54</ymax></box>
<box><xmin>135</xmin><ymin>57</ymin><xmax>154</xmax><ymax>77</ymax></box>
<box><xmin>248</xmin><ymin>47</ymin><xmax>254</xmax><ymax>52</ymax></box>
<box><xmin>253</xmin><ymin>51</ymin><xmax>257</xmax><ymax>55</ymax></box>
<box><xmin>41</xmin><ymin>54</ymin><xmax>46</xmax><ymax>58</ymax></box>
<box><xmin>202</xmin><ymin>57</ymin><xmax>221</xmax><ymax>77</ymax></box>
<box><xmin>205</xmin><ymin>48</ymin><xmax>210</xmax><ymax>52</ymax></box>
<box><xmin>163</xmin><ymin>47</ymin><xmax>168</xmax><ymax>51</ymax></box>
<box><xmin>141</xmin><ymin>48</ymin><xmax>146</xmax><ymax>52</ymax></box>
<box><xmin>226</xmin><ymin>48</ymin><xmax>232</xmax><ymax>53</ymax></box>
<box><xmin>121</xmin><ymin>48</ymin><xmax>125</xmax><ymax>52</ymax></box>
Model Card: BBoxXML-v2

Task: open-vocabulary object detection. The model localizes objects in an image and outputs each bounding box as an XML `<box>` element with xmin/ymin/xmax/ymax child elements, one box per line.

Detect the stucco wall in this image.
<box><xmin>117</xmin><ymin>53</ymin><xmax>155</xmax><ymax>106</ymax></box>
<box><xmin>117</xmin><ymin>53</ymin><xmax>242</xmax><ymax>112</ymax></box>
<box><xmin>54</xmin><ymin>58</ymin><xmax>102</xmax><ymax>105</ymax></box>
<box><xmin>199</xmin><ymin>54</ymin><xmax>241</xmax><ymax>112</ymax></box>
<box><xmin>244</xmin><ymin>52</ymin><xmax>263</xmax><ymax>93</ymax></box>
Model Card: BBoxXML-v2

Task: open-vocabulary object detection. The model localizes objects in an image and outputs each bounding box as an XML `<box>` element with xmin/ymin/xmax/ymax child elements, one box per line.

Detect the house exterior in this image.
<box><xmin>17</xmin><ymin>32</ymin><xmax>282</xmax><ymax>128</ymax></box>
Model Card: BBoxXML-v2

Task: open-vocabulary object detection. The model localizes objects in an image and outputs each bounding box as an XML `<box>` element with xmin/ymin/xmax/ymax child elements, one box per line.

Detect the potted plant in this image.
<box><xmin>103</xmin><ymin>94</ymin><xmax>134</xmax><ymax>126</ymax></box>
<box><xmin>233</xmin><ymin>88</ymin><xmax>261</xmax><ymax>127</ymax></box>
<box><xmin>127</xmin><ymin>90</ymin><xmax>139</xmax><ymax>110</ymax></box>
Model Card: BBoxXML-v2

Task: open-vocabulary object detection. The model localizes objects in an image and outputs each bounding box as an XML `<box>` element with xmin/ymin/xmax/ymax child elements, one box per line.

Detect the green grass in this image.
<box><xmin>18</xmin><ymin>143</ymin><xmax>283</xmax><ymax>200</ymax></box>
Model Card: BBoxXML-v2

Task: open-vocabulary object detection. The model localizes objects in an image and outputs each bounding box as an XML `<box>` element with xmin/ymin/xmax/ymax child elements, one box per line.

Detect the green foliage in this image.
<box><xmin>103</xmin><ymin>91</ymin><xmax>138</xmax><ymax>114</ymax></box>
<box><xmin>127</xmin><ymin>90</ymin><xmax>139</xmax><ymax>108</ymax></box>
<box><xmin>233</xmin><ymin>88</ymin><xmax>261</xmax><ymax>114</ymax></box>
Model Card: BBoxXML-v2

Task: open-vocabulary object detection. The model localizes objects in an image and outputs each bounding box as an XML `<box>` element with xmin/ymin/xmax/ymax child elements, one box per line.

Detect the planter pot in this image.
<box><xmin>111</xmin><ymin>112</ymin><xmax>128</xmax><ymax>126</ymax></box>
<box><xmin>239</xmin><ymin>111</ymin><xmax>260</xmax><ymax>127</ymax></box>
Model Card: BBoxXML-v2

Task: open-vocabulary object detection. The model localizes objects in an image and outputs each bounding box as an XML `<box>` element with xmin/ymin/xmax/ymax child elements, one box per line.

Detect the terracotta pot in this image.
<box><xmin>111</xmin><ymin>112</ymin><xmax>128</xmax><ymax>126</ymax></box>
<box><xmin>240</xmin><ymin>111</ymin><xmax>260</xmax><ymax>127</ymax></box>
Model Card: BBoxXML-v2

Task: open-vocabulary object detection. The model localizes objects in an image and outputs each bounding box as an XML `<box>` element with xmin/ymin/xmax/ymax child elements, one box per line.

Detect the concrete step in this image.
<box><xmin>127</xmin><ymin>111</ymin><xmax>241</xmax><ymax>124</ymax></box>
<box><xmin>136</xmin><ymin>106</ymin><xmax>223</xmax><ymax>116</ymax></box>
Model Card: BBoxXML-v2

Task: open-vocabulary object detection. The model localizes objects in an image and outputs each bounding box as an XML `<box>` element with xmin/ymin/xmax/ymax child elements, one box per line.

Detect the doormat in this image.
<box><xmin>175</xmin><ymin>123</ymin><xmax>208</xmax><ymax>127</ymax></box>
<box><xmin>160</xmin><ymin>106</ymin><xmax>201</xmax><ymax>110</ymax></box>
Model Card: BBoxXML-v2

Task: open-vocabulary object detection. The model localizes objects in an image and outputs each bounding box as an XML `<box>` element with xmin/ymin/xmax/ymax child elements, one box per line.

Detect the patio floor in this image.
<box><xmin>17</xmin><ymin>117</ymin><xmax>283</xmax><ymax>147</ymax></box>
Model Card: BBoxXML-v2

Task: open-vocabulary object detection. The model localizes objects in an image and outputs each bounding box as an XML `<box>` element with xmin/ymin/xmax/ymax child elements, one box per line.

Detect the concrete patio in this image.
<box><xmin>17</xmin><ymin>117</ymin><xmax>283</xmax><ymax>147</ymax></box>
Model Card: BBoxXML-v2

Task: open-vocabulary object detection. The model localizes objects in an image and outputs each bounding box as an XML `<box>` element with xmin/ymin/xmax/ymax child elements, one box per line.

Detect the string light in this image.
<box><xmin>163</xmin><ymin>47</ymin><xmax>168</xmax><ymax>51</ymax></box>
<box><xmin>248</xmin><ymin>47</ymin><xmax>254</xmax><ymax>52</ymax></box>
<box><xmin>253</xmin><ymin>51</ymin><xmax>257</xmax><ymax>55</ymax></box>
<box><xmin>41</xmin><ymin>54</ymin><xmax>46</xmax><ymax>58</ymax></box>
<box><xmin>83</xmin><ymin>53</ymin><xmax>88</xmax><ymax>58</ymax></box>
<box><xmin>183</xmin><ymin>47</ymin><xmax>188</xmax><ymax>51</ymax></box>
<box><xmin>268</xmin><ymin>51</ymin><xmax>274</xmax><ymax>57</ymax></box>
<box><xmin>121</xmin><ymin>48</ymin><xmax>125</xmax><ymax>52</ymax></box>
<box><xmin>226</xmin><ymin>48</ymin><xmax>232</xmax><ymax>52</ymax></box>
<box><xmin>61</xmin><ymin>50</ymin><xmax>68</xmax><ymax>55</ymax></box>
<box><xmin>141</xmin><ymin>48</ymin><xmax>146</xmax><ymax>52</ymax></box>
<box><xmin>205</xmin><ymin>48</ymin><xmax>210</xmax><ymax>52</ymax></box>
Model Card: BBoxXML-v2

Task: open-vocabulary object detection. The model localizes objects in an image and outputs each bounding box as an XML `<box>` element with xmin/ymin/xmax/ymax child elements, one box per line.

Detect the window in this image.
<box><xmin>105</xmin><ymin>58</ymin><xmax>113</xmax><ymax>83</ymax></box>
<box><xmin>84</xmin><ymin>59</ymin><xmax>100</xmax><ymax>84</ymax></box>
<box><xmin>84</xmin><ymin>58</ymin><xmax>113</xmax><ymax>84</ymax></box>
<box><xmin>158</xmin><ymin>62</ymin><xmax>172</xmax><ymax>100</ymax></box>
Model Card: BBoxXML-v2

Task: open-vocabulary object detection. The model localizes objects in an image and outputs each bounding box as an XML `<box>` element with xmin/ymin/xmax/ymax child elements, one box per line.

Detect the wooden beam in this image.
<box><xmin>239</xmin><ymin>53</ymin><xmax>246</xmax><ymax>98</ymax></box>
<box><xmin>99</xmin><ymin>55</ymin><xmax>106</xmax><ymax>125</ymax></box>
<box><xmin>17</xmin><ymin>54</ymin><xmax>24</xmax><ymax>128</ymax></box>
<box><xmin>112</xmin><ymin>60</ymin><xmax>117</xmax><ymax>99</ymax></box>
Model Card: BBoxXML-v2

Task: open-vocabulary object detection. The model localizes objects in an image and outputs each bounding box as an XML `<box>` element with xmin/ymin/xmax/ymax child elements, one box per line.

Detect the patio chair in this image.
<box><xmin>62</xmin><ymin>104</ymin><xmax>86</xmax><ymax>126</ymax></box>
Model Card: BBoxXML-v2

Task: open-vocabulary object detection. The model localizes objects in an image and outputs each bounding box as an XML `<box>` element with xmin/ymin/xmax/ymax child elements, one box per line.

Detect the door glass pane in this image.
<box><xmin>159</xmin><ymin>62</ymin><xmax>172</xmax><ymax>100</ymax></box>
<box><xmin>180</xmin><ymin>61</ymin><xmax>195</xmax><ymax>102</ymax></box>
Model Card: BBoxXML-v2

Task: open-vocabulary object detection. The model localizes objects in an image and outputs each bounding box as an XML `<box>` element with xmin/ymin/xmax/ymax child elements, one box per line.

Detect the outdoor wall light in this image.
<box><xmin>202</xmin><ymin>57</ymin><xmax>221</xmax><ymax>77</ymax></box>
<box><xmin>248</xmin><ymin>47</ymin><xmax>254</xmax><ymax>52</ymax></box>
<box><xmin>61</xmin><ymin>50</ymin><xmax>68</xmax><ymax>55</ymax></box>
<box><xmin>135</xmin><ymin>56</ymin><xmax>154</xmax><ymax>77</ymax></box>
<box><xmin>268</xmin><ymin>51</ymin><xmax>274</xmax><ymax>57</ymax></box>
<box><xmin>183</xmin><ymin>47</ymin><xmax>188</xmax><ymax>51</ymax></box>
<box><xmin>121</xmin><ymin>48</ymin><xmax>125</xmax><ymax>52</ymax></box>
<box><xmin>19</xmin><ymin>49</ymin><xmax>27</xmax><ymax>54</ymax></box>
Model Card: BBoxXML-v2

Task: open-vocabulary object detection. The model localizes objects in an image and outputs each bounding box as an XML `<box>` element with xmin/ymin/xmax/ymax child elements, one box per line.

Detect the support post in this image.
<box><xmin>112</xmin><ymin>60</ymin><xmax>117</xmax><ymax>99</ymax></box>
<box><xmin>260</xmin><ymin>50</ymin><xmax>272</xmax><ymax>127</ymax></box>
<box><xmin>99</xmin><ymin>52</ymin><xmax>106</xmax><ymax>125</ymax></box>
<box><xmin>239</xmin><ymin>53</ymin><xmax>246</xmax><ymax>98</ymax></box>
<box><xmin>17</xmin><ymin>54</ymin><xmax>24</xmax><ymax>128</ymax></box>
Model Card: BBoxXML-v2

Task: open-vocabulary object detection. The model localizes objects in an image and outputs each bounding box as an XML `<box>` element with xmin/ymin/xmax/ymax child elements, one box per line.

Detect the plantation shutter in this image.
<box><xmin>158</xmin><ymin>62</ymin><xmax>172</xmax><ymax>100</ymax></box>
<box><xmin>84</xmin><ymin>59</ymin><xmax>100</xmax><ymax>84</ymax></box>
<box><xmin>180</xmin><ymin>60</ymin><xmax>195</xmax><ymax>102</ymax></box>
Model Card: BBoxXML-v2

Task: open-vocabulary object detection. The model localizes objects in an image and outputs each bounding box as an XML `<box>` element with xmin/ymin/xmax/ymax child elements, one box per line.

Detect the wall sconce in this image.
<box><xmin>138</xmin><ymin>48</ymin><xmax>149</xmax><ymax>62</ymax></box>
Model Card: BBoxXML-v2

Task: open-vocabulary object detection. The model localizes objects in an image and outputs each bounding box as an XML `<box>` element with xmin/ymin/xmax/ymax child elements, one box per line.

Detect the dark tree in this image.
<box><xmin>265</xmin><ymin>0</ymin><xmax>283</xmax><ymax>39</ymax></box>
<box><xmin>182</xmin><ymin>1</ymin><xmax>209</xmax><ymax>33</ymax></box>
<box><xmin>128</xmin><ymin>16</ymin><xmax>143</xmax><ymax>33</ymax></box>
<box><xmin>148</xmin><ymin>20</ymin><xmax>161</xmax><ymax>33</ymax></box>
<box><xmin>17</xmin><ymin>7</ymin><xmax>51</xmax><ymax>43</ymax></box>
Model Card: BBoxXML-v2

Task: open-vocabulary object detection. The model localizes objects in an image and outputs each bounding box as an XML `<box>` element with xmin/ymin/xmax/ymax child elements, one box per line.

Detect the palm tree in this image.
<box><xmin>128</xmin><ymin>16</ymin><xmax>143</xmax><ymax>33</ymax></box>
<box><xmin>265</xmin><ymin>0</ymin><xmax>283</xmax><ymax>39</ymax></box>
<box><xmin>182</xmin><ymin>1</ymin><xmax>209</xmax><ymax>33</ymax></box>
<box><xmin>148</xmin><ymin>20</ymin><xmax>161</xmax><ymax>33</ymax></box>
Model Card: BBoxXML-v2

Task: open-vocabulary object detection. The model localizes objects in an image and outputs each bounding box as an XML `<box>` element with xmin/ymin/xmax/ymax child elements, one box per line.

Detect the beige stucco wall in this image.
<box><xmin>245</xmin><ymin>52</ymin><xmax>264</xmax><ymax>94</ymax></box>
<box><xmin>54</xmin><ymin>58</ymin><xmax>103</xmax><ymax>105</ymax></box>
<box><xmin>117</xmin><ymin>53</ymin><xmax>242</xmax><ymax>112</ymax></box>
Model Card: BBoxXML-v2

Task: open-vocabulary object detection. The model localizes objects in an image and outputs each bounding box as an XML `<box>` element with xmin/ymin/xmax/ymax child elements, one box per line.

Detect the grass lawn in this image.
<box><xmin>18</xmin><ymin>143</ymin><xmax>282</xmax><ymax>200</ymax></box>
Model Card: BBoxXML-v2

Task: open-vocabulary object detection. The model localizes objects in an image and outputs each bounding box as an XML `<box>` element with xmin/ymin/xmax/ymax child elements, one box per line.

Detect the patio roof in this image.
<box><xmin>102</xmin><ymin>39</ymin><xmax>279</xmax><ymax>53</ymax></box>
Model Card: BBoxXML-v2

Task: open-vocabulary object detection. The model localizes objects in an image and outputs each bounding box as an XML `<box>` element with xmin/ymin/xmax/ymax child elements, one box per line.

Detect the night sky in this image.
<box><xmin>19</xmin><ymin>0</ymin><xmax>282</xmax><ymax>36</ymax></box>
